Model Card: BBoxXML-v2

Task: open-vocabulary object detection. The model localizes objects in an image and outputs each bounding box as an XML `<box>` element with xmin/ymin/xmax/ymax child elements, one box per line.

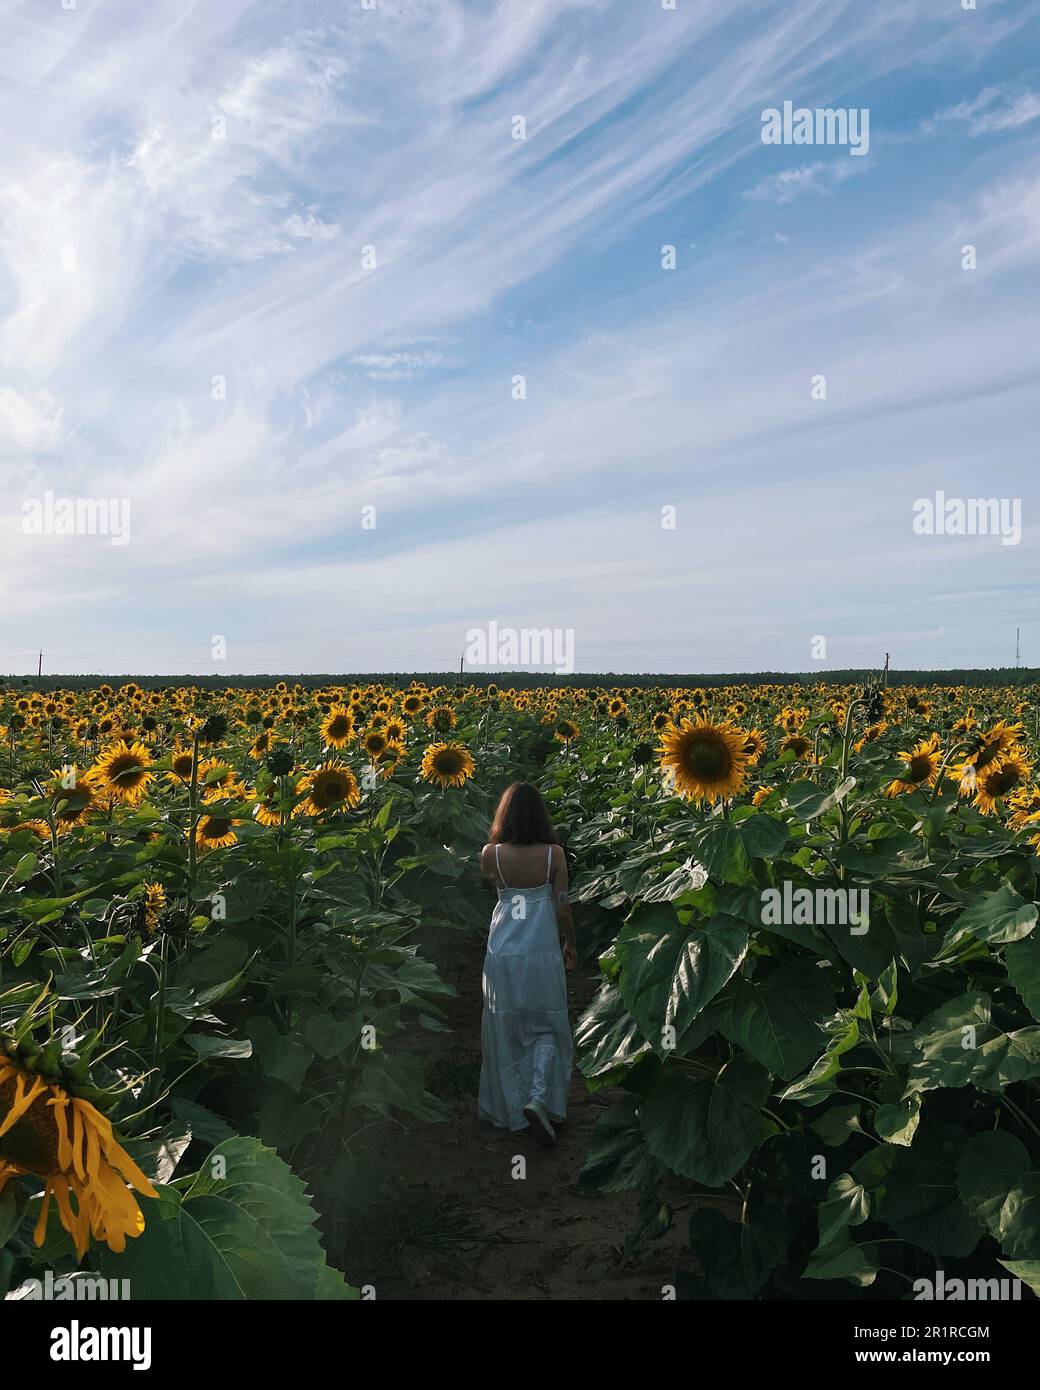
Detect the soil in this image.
<box><xmin>340</xmin><ymin>925</ymin><xmax>695</xmax><ymax>1301</ymax></box>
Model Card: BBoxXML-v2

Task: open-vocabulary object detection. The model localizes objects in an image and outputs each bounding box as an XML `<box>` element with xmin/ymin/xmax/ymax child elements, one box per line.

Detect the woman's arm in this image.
<box><xmin>550</xmin><ymin>844</ymin><xmax>577</xmax><ymax>971</ymax></box>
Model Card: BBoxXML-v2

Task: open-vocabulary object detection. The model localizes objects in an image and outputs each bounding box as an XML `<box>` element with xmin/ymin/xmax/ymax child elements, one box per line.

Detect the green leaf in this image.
<box><xmin>874</xmin><ymin>1092</ymin><xmax>921</xmax><ymax>1146</ymax></box>
<box><xmin>1006</xmin><ymin>934</ymin><xmax>1040</xmax><ymax>1022</ymax></box>
<box><xmin>803</xmin><ymin>1231</ymin><xmax>880</xmax><ymax>1286</ymax></box>
<box><xmin>577</xmin><ymin>1096</ymin><xmax>657</xmax><ymax>1194</ymax></box>
<box><xmin>780</xmin><ymin>1011</ymin><xmax>861</xmax><ymax>1106</ymax></box>
<box><xmin>690</xmin><ymin>820</ymin><xmax>752</xmax><ymax>884</ymax></box>
<box><xmin>713</xmin><ymin>959</ymin><xmax>834</xmax><ymax>1081</ymax></box>
<box><xmin>873</xmin><ymin>959</ymin><xmax>899</xmax><ymax>1017</ymax></box>
<box><xmin>737</xmin><ymin>814</ymin><xmax>788</xmax><ymax>860</ymax></box>
<box><xmin>96</xmin><ymin>1137</ymin><xmax>355</xmax><ymax>1300</ymax></box>
<box><xmin>907</xmin><ymin>992</ymin><xmax>1040</xmax><ymax>1094</ymax></box>
<box><xmin>12</xmin><ymin>853</ymin><xmax>37</xmax><ymax>884</ymax></box>
<box><xmin>810</xmin><ymin>1104</ymin><xmax>863</xmax><ymax>1147</ymax></box>
<box><xmin>245</xmin><ymin>1016</ymin><xmax>314</xmax><ymax>1091</ymax></box>
<box><xmin>941</xmin><ymin>882</ymin><xmax>1038</xmax><ymax>952</ymax></box>
<box><xmin>0</xmin><ymin>1179</ymin><xmax>28</xmax><ymax>1246</ymax></box>
<box><xmin>638</xmin><ymin>1056</ymin><xmax>770</xmax><ymax>1186</ymax></box>
<box><xmin>170</xmin><ymin>1097</ymin><xmax>237</xmax><ymax>1147</ymax></box>
<box><xmin>617</xmin><ymin>903</ymin><xmax>748</xmax><ymax>1057</ymax></box>
<box><xmin>957</xmin><ymin>1131</ymin><xmax>1040</xmax><ymax>1260</ymax></box>
<box><xmin>998</xmin><ymin>1261</ymin><xmax>1040</xmax><ymax>1296</ymax></box>
<box><xmin>575</xmin><ymin>983</ymin><xmax>650</xmax><ymax>1080</ymax></box>
<box><xmin>684</xmin><ymin>1205</ymin><xmax>788</xmax><ymax>1299</ymax></box>
<box><xmin>303</xmin><ymin>1011</ymin><xmax>364</xmax><ymax>1061</ymax></box>
<box><xmin>355</xmin><ymin>1052</ymin><xmax>450</xmax><ymax>1123</ymax></box>
<box><xmin>879</xmin><ymin>1123</ymin><xmax>983</xmax><ymax>1258</ymax></box>
<box><xmin>185</xmin><ymin>1034</ymin><xmax>254</xmax><ymax>1061</ymax></box>
<box><xmin>817</xmin><ymin>1172</ymin><xmax>870</xmax><ymax>1248</ymax></box>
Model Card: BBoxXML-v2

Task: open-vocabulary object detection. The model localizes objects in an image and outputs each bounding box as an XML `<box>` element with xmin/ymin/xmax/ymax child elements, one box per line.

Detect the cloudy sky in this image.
<box><xmin>0</xmin><ymin>0</ymin><xmax>1038</xmax><ymax>677</ymax></box>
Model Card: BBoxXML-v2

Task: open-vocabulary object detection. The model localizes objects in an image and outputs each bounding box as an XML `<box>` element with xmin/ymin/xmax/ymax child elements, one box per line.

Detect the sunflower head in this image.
<box><xmin>425</xmin><ymin>705</ymin><xmax>457</xmax><ymax>734</ymax></box>
<box><xmin>0</xmin><ymin>1058</ymin><xmax>157</xmax><ymax>1259</ymax></box>
<box><xmin>90</xmin><ymin>740</ymin><xmax>154</xmax><ymax>805</ymax></box>
<box><xmin>303</xmin><ymin>762</ymin><xmax>361</xmax><ymax>816</ymax></box>
<box><xmin>420</xmin><ymin>742</ymin><xmax>475</xmax><ymax>789</ymax></box>
<box><xmin>974</xmin><ymin>749</ymin><xmax>1032</xmax><ymax>815</ymax></box>
<box><xmin>363</xmin><ymin>729</ymin><xmax>389</xmax><ymax>759</ymax></box>
<box><xmin>194</xmin><ymin>814</ymin><xmax>239</xmax><ymax>851</ymax></box>
<box><xmin>658</xmin><ymin>718</ymin><xmax>749</xmax><ymax>804</ymax></box>
<box><xmin>321</xmin><ymin>707</ymin><xmax>355</xmax><ymax>748</ymax></box>
<box><xmin>885</xmin><ymin>733</ymin><xmax>942</xmax><ymax>797</ymax></box>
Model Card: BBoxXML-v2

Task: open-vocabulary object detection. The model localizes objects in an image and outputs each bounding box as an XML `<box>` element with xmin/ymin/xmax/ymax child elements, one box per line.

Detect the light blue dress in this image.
<box><xmin>479</xmin><ymin>844</ymin><xmax>573</xmax><ymax>1131</ymax></box>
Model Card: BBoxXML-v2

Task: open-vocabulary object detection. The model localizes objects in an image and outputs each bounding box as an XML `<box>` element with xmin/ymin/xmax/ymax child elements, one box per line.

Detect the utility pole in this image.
<box><xmin>1016</xmin><ymin>627</ymin><xmax>1021</xmax><ymax>668</ymax></box>
<box><xmin>882</xmin><ymin>652</ymin><xmax>889</xmax><ymax>687</ymax></box>
<box><xmin>37</xmin><ymin>651</ymin><xmax>42</xmax><ymax>678</ymax></box>
<box><xmin>458</xmin><ymin>653</ymin><xmax>463</xmax><ymax>686</ymax></box>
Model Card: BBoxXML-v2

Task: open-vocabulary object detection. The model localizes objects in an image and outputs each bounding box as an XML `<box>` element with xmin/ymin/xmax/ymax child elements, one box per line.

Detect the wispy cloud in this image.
<box><xmin>921</xmin><ymin>84</ymin><xmax>1040</xmax><ymax>137</ymax></box>
<box><xmin>743</xmin><ymin>158</ymin><xmax>870</xmax><ymax>205</ymax></box>
<box><xmin>0</xmin><ymin>0</ymin><xmax>1037</xmax><ymax>674</ymax></box>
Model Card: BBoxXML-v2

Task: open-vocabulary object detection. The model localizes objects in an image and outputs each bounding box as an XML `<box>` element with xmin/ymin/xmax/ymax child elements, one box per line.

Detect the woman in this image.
<box><xmin>478</xmin><ymin>781</ymin><xmax>576</xmax><ymax>1147</ymax></box>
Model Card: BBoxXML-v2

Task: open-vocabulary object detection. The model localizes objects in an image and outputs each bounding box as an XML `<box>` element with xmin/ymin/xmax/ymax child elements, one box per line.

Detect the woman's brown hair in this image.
<box><xmin>489</xmin><ymin>781</ymin><xmax>559</xmax><ymax>845</ymax></box>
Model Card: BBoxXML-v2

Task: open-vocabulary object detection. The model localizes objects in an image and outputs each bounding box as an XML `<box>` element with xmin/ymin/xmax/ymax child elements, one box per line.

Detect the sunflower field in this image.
<box><xmin>2</xmin><ymin>675</ymin><xmax>1040</xmax><ymax>1301</ymax></box>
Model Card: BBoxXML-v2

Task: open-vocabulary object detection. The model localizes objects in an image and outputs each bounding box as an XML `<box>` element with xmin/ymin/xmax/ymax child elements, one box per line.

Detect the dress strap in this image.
<box><xmin>545</xmin><ymin>843</ymin><xmax>553</xmax><ymax>884</ymax></box>
<box><xmin>494</xmin><ymin>843</ymin><xmax>509</xmax><ymax>889</ymax></box>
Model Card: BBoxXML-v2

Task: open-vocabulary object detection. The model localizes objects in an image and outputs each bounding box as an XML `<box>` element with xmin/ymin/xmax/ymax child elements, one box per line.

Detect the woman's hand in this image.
<box><xmin>562</xmin><ymin>940</ymin><xmax>577</xmax><ymax>972</ymax></box>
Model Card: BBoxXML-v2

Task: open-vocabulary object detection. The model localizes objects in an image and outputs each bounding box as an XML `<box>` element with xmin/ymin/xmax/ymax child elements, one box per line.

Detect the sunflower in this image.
<box><xmin>249</xmin><ymin>728</ymin><xmax>277</xmax><ymax>760</ymax></box>
<box><xmin>425</xmin><ymin>705</ymin><xmax>457</xmax><ymax>734</ymax></box>
<box><xmin>402</xmin><ymin>694</ymin><xmax>424</xmax><ymax>717</ymax></box>
<box><xmin>779</xmin><ymin>733</ymin><xmax>814</xmax><ymax>761</ymax></box>
<box><xmin>974</xmin><ymin>749</ymin><xmax>1032</xmax><ymax>816</ymax></box>
<box><xmin>167</xmin><ymin>745</ymin><xmax>197</xmax><ymax>783</ymax></box>
<box><xmin>5</xmin><ymin>820</ymin><xmax>51</xmax><ymax>840</ymax></box>
<box><xmin>853</xmin><ymin>719</ymin><xmax>888</xmax><ymax>753</ymax></box>
<box><xmin>0</xmin><ymin>1054</ymin><xmax>158</xmax><ymax>1259</ymax></box>
<box><xmin>752</xmin><ymin>786</ymin><xmax>776</xmax><ymax>806</ymax></box>
<box><xmin>197</xmin><ymin>758</ymin><xmax>246</xmax><ymax>804</ymax></box>
<box><xmin>194</xmin><ymin>814</ymin><xmax>239</xmax><ymax>851</ymax></box>
<box><xmin>949</xmin><ymin>720</ymin><xmax>1024</xmax><ymax>794</ymax></box>
<box><xmin>142</xmin><ymin>882</ymin><xmax>166</xmax><ymax>934</ymax></box>
<box><xmin>885</xmin><ymin>733</ymin><xmax>942</xmax><ymax>797</ymax></box>
<box><xmin>89</xmin><ymin>740</ymin><xmax>154</xmax><ymax>805</ymax></box>
<box><xmin>301</xmin><ymin>762</ymin><xmax>361</xmax><ymax>816</ymax></box>
<box><xmin>742</xmin><ymin>729</ymin><xmax>766</xmax><ymax>765</ymax></box>
<box><xmin>384</xmin><ymin>719</ymin><xmax>407</xmax><ymax>745</ymax></box>
<box><xmin>420</xmin><ymin>742</ymin><xmax>476</xmax><ymax>788</ymax></box>
<box><xmin>1008</xmin><ymin>785</ymin><xmax>1040</xmax><ymax>828</ymax></box>
<box><xmin>362</xmin><ymin>728</ymin><xmax>389</xmax><ymax>759</ymax></box>
<box><xmin>555</xmin><ymin>719</ymin><xmax>579</xmax><ymax>744</ymax></box>
<box><xmin>369</xmin><ymin>743</ymin><xmax>405</xmax><ymax>781</ymax></box>
<box><xmin>318</xmin><ymin>706</ymin><xmax>354</xmax><ymax>749</ymax></box>
<box><xmin>253</xmin><ymin>777</ymin><xmax>306</xmax><ymax>827</ymax></box>
<box><xmin>658</xmin><ymin>718</ymin><xmax>749</xmax><ymax>804</ymax></box>
<box><xmin>48</xmin><ymin>766</ymin><xmax>100</xmax><ymax>828</ymax></box>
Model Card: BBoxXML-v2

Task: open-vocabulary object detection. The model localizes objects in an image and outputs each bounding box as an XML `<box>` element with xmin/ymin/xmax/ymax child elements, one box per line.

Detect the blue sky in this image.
<box><xmin>0</xmin><ymin>0</ymin><xmax>1038</xmax><ymax>676</ymax></box>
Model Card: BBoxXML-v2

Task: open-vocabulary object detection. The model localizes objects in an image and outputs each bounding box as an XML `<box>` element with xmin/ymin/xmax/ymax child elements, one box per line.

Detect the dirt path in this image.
<box><xmin>341</xmin><ymin>927</ymin><xmax>694</xmax><ymax>1301</ymax></box>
